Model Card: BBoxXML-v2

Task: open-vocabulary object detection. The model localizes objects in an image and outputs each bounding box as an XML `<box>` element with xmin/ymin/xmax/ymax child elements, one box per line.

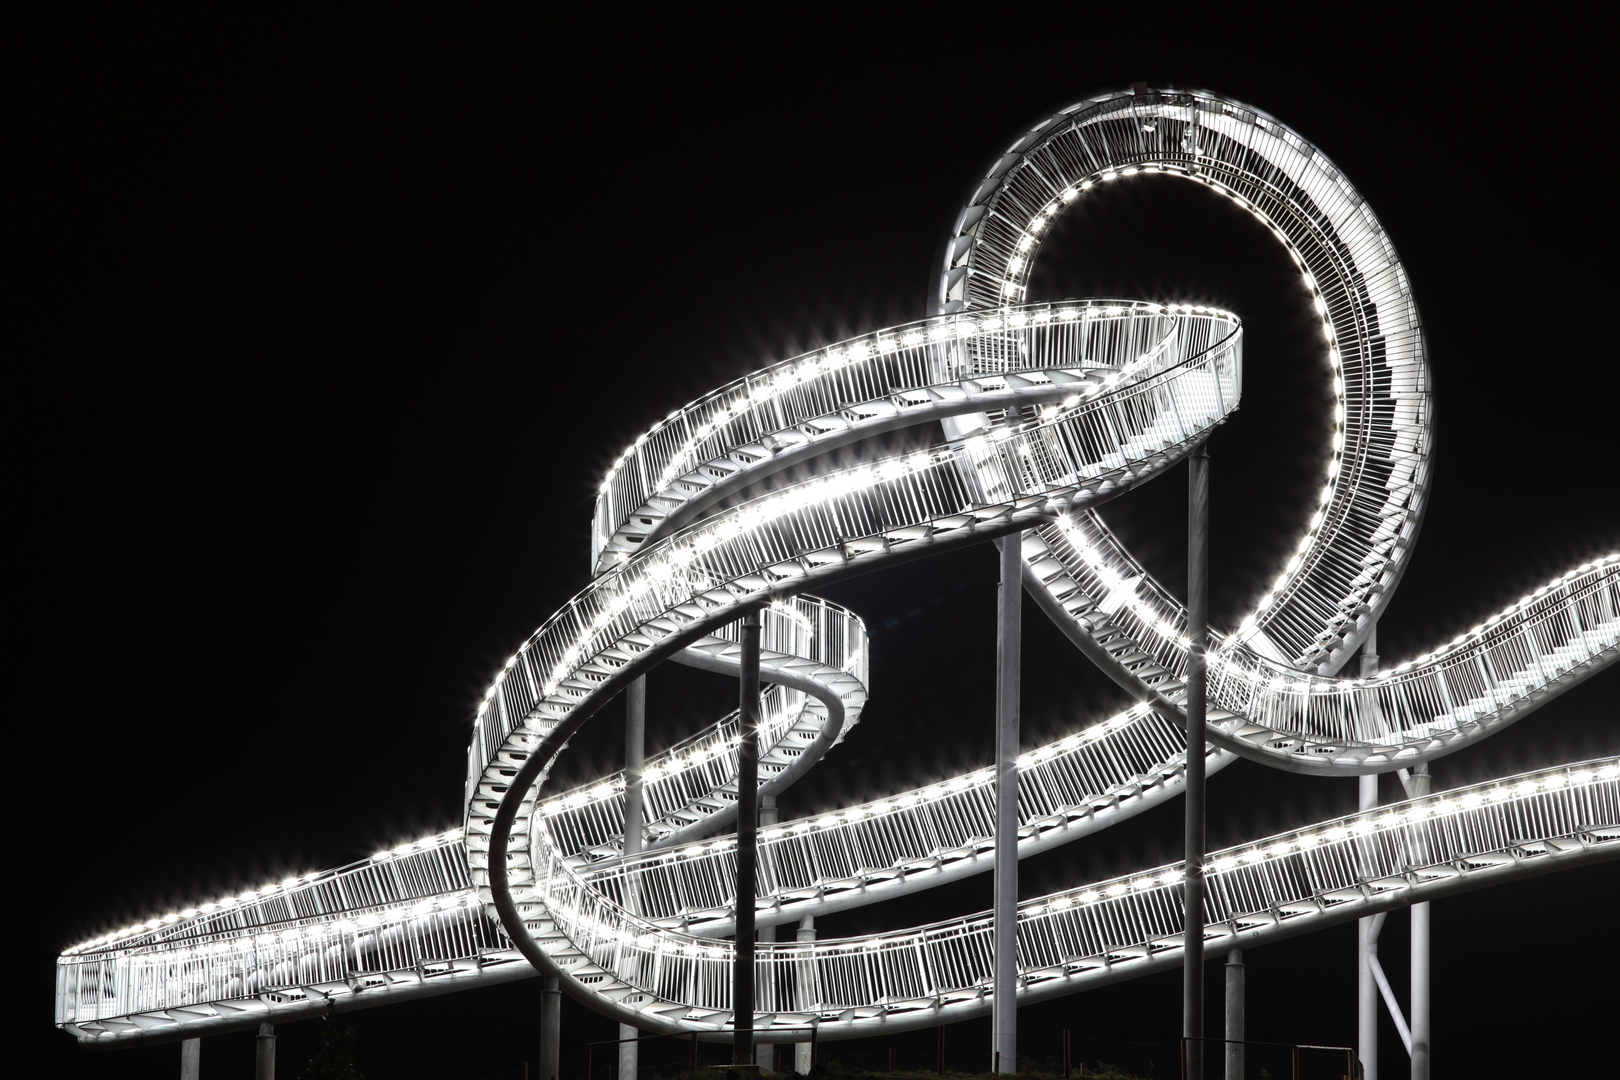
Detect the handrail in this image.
<box><xmin>54</xmin><ymin>86</ymin><xmax>1617</xmax><ymax>1053</ymax></box>
<box><xmin>56</xmin><ymin>760</ymin><xmax>1616</xmax><ymax>1040</ymax></box>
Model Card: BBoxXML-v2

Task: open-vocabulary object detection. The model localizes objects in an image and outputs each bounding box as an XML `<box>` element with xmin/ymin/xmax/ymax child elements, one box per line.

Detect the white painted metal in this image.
<box><xmin>993</xmin><ymin>535</ymin><xmax>1022</xmax><ymax>1072</ymax></box>
<box><xmin>54</xmin><ymin>88</ymin><xmax>1619</xmax><ymax>1060</ymax></box>
<box><xmin>57</xmin><ymin>763</ymin><xmax>1616</xmax><ymax>1045</ymax></box>
<box><xmin>620</xmin><ymin>675</ymin><xmax>646</xmax><ymax>1080</ymax></box>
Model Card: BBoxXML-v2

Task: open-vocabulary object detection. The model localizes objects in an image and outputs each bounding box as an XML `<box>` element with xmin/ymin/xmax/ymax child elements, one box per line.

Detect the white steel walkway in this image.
<box><xmin>56</xmin><ymin>86</ymin><xmax>1618</xmax><ymax>1050</ymax></box>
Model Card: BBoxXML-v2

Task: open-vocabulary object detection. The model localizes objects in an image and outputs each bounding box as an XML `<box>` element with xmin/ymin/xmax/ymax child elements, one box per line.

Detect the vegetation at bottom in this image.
<box><xmin>298</xmin><ymin>1004</ymin><xmax>365</xmax><ymax>1080</ymax></box>
<box><xmin>653</xmin><ymin>1061</ymin><xmax>1152</xmax><ymax>1080</ymax></box>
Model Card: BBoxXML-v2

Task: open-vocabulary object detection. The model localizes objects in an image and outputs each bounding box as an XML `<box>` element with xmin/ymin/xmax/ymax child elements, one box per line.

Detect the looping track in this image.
<box><xmin>55</xmin><ymin>86</ymin><xmax>1619</xmax><ymax>1049</ymax></box>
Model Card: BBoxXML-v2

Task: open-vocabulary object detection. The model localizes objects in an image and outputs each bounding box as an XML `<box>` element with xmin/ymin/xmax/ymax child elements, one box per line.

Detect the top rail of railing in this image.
<box><xmin>1204</xmin><ymin>555</ymin><xmax>1618</xmax><ymax>749</ymax></box>
<box><xmin>472</xmin><ymin>321</ymin><xmax>1240</xmax><ymax>796</ymax></box>
<box><xmin>590</xmin><ymin>299</ymin><xmax>1238</xmax><ymax>568</ymax></box>
<box><xmin>59</xmin><ymin>827</ymin><xmax>470</xmax><ymax>958</ymax></box>
<box><xmin>527</xmin><ymin>758</ymin><xmax>1617</xmax><ymax>1019</ymax></box>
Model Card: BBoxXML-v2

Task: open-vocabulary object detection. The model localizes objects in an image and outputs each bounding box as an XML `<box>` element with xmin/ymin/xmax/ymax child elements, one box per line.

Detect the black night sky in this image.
<box><xmin>18</xmin><ymin>15</ymin><xmax>1619</xmax><ymax>1079</ymax></box>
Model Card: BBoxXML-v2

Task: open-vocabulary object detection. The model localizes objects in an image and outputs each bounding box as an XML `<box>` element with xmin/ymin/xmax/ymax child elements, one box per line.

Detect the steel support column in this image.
<box><xmin>180</xmin><ymin>1037</ymin><xmax>200</xmax><ymax>1080</ymax></box>
<box><xmin>620</xmin><ymin>675</ymin><xmax>647</xmax><ymax>1080</ymax></box>
<box><xmin>1183</xmin><ymin>445</ymin><xmax>1209</xmax><ymax>1080</ymax></box>
<box><xmin>541</xmin><ymin>976</ymin><xmax>561</xmax><ymax>1080</ymax></box>
<box><xmin>1225</xmin><ymin>949</ymin><xmax>1244</xmax><ymax>1080</ymax></box>
<box><xmin>255</xmin><ymin>1023</ymin><xmax>275</xmax><ymax>1080</ymax></box>
<box><xmin>1359</xmin><ymin>629</ymin><xmax>1380</xmax><ymax>1080</ymax></box>
<box><xmin>734</xmin><ymin>609</ymin><xmax>762</xmax><ymax>1066</ymax></box>
<box><xmin>795</xmin><ymin>915</ymin><xmax>816</xmax><ymax>1076</ymax></box>
<box><xmin>1409</xmin><ymin>764</ymin><xmax>1431</xmax><ymax>1080</ymax></box>
<box><xmin>757</xmin><ymin>794</ymin><xmax>779</xmax><ymax>1073</ymax></box>
<box><xmin>992</xmin><ymin>533</ymin><xmax>1022</xmax><ymax>1073</ymax></box>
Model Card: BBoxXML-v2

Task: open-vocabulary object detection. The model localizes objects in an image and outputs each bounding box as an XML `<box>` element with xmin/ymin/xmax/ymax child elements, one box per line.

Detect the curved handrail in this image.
<box><xmin>56</xmin><ymin>760</ymin><xmax>1618</xmax><ymax>1043</ymax></box>
<box><xmin>53</xmin><ymin>86</ymin><xmax>1618</xmax><ymax>1052</ymax></box>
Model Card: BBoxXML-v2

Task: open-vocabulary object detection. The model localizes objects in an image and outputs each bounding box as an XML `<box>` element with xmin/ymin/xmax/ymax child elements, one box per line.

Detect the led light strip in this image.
<box><xmin>56</xmin><ymin>87</ymin><xmax>1619</xmax><ymax>1047</ymax></box>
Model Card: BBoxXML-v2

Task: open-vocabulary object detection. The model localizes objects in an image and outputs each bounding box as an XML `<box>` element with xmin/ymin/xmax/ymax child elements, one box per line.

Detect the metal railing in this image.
<box><xmin>521</xmin><ymin>761</ymin><xmax>1618</xmax><ymax>1037</ymax></box>
<box><xmin>1034</xmin><ymin>516</ymin><xmax>1619</xmax><ymax>765</ymax></box>
<box><xmin>462</xmin><ymin>305</ymin><xmax>1240</xmax><ymax>926</ymax></box>
<box><xmin>937</xmin><ymin>88</ymin><xmax>1431</xmax><ymax>674</ymax></box>
<box><xmin>54</xmin><ymin>88</ymin><xmax>1619</xmax><ymax>1055</ymax></box>
<box><xmin>575</xmin><ymin>704</ymin><xmax>1220</xmax><ymax>934</ymax></box>
<box><xmin>590</xmin><ymin>299</ymin><xmax>1196</xmax><ymax>570</ymax></box>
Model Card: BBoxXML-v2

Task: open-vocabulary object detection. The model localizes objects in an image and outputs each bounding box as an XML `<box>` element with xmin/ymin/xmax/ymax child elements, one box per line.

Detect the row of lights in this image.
<box><xmin>64</xmin><ymin>830</ymin><xmax>466</xmax><ymax>956</ymax></box>
<box><xmin>1225</xmin><ymin>555</ymin><xmax>1618</xmax><ymax>699</ymax></box>
<box><xmin>520</xmin><ymin>390</ymin><xmax>1221</xmax><ymax>816</ymax></box>
<box><xmin>530</xmin><ymin>456</ymin><xmax>945</xmax><ymax>706</ymax></box>
<box><xmin>485</xmin><ymin>325</ymin><xmax>1241</xmax><ymax>808</ymax></box>
<box><xmin>537</xmin><ymin>707</ymin><xmax>800</xmax><ymax>819</ymax></box>
<box><xmin>589</xmin><ymin>319</ymin><xmax>1231</xmax><ymax>728</ymax></box>
<box><xmin>511</xmin><ymin>408</ymin><xmax>1602</xmax><ymax>870</ymax></box>
<box><xmin>1211</xmin><ymin>169</ymin><xmax>1409</xmax><ymax>658</ymax></box>
<box><xmin>996</xmin><ymin>163</ymin><xmax>1508</xmax><ymax>698</ymax></box>
<box><xmin>540</xmin><ymin>111</ymin><xmax>1600</xmax><ymax>974</ymax></box>
<box><xmin>589</xmin><ymin>706</ymin><xmax>1159</xmax><ymax>874</ymax></box>
<box><xmin>599</xmin><ymin>300</ymin><xmax>1229</xmax><ymax>501</ymax></box>
<box><xmin>979</xmin><ymin>111</ymin><xmax>1437</xmax><ymax>675</ymax></box>
<box><xmin>982</xmin><ymin>154</ymin><xmax>1354</xmax><ymax>657</ymax></box>
<box><xmin>87</xmin><ymin>892</ymin><xmax>485</xmax><ymax>969</ymax></box>
<box><xmin>546</xmin><ymin>760</ymin><xmax>1619</xmax><ymax>963</ymax></box>
<box><xmin>1385</xmin><ymin>555</ymin><xmax>1619</xmax><ymax>676</ymax></box>
<box><xmin>1054</xmin><ymin>516</ymin><xmax>1191</xmax><ymax>650</ymax></box>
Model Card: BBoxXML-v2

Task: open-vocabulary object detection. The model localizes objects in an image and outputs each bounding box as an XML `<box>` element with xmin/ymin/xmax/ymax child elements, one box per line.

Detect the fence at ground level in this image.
<box><xmin>555</xmin><ymin>1026</ymin><xmax>1358</xmax><ymax>1079</ymax></box>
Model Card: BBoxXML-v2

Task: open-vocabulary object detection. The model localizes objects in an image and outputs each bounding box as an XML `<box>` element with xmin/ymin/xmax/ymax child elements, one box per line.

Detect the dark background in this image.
<box><xmin>16</xmin><ymin>12</ymin><xmax>1619</xmax><ymax>1079</ymax></box>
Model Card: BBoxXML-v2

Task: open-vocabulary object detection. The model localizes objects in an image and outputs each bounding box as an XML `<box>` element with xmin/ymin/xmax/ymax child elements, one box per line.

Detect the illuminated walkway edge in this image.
<box><xmin>55</xmin><ymin>85</ymin><xmax>1619</xmax><ymax>1053</ymax></box>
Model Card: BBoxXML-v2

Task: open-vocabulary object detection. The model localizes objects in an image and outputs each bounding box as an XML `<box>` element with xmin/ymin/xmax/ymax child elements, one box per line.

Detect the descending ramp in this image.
<box><xmin>56</xmin><ymin>86</ymin><xmax>1618</xmax><ymax>1048</ymax></box>
<box><xmin>55</xmin><ymin>762</ymin><xmax>1620</xmax><ymax>1043</ymax></box>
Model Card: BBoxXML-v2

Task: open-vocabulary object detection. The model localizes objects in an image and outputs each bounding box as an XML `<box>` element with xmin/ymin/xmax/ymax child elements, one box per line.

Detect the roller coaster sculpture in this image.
<box><xmin>56</xmin><ymin>87</ymin><xmax>1619</xmax><ymax>1062</ymax></box>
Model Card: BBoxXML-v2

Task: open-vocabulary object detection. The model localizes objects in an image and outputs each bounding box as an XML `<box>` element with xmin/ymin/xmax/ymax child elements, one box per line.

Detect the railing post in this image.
<box><xmin>993</xmin><ymin>532</ymin><xmax>1022</xmax><ymax>1073</ymax></box>
<box><xmin>1184</xmin><ymin>444</ymin><xmax>1210</xmax><ymax>1080</ymax></box>
<box><xmin>1410</xmin><ymin>764</ymin><xmax>1431</xmax><ymax>1080</ymax></box>
<box><xmin>1358</xmin><ymin>629</ymin><xmax>1380</xmax><ymax>1080</ymax></box>
<box><xmin>621</xmin><ymin>676</ymin><xmax>646</xmax><ymax>1080</ymax></box>
<box><xmin>733</xmin><ymin>608</ymin><xmax>761</xmax><ymax>1067</ymax></box>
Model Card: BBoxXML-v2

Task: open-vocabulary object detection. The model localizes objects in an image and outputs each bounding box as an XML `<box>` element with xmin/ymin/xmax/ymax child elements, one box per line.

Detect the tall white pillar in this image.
<box><xmin>1184</xmin><ymin>446</ymin><xmax>1210</xmax><ymax>1080</ymax></box>
<box><xmin>180</xmin><ymin>1037</ymin><xmax>200</xmax><ymax>1080</ymax></box>
<box><xmin>992</xmin><ymin>534</ymin><xmax>1022</xmax><ymax>1073</ymax></box>
<box><xmin>757</xmin><ymin>794</ymin><xmax>779</xmax><ymax>1073</ymax></box>
<box><xmin>1358</xmin><ymin>630</ymin><xmax>1380</xmax><ymax>1080</ymax></box>
<box><xmin>733</xmin><ymin>610</ymin><xmax>762</xmax><ymax>1067</ymax></box>
<box><xmin>620</xmin><ymin>675</ymin><xmax>647</xmax><ymax>1080</ymax></box>
<box><xmin>255</xmin><ymin>1023</ymin><xmax>275</xmax><ymax>1080</ymax></box>
<box><xmin>1409</xmin><ymin>764</ymin><xmax>1431</xmax><ymax>1080</ymax></box>
<box><xmin>795</xmin><ymin>915</ymin><xmax>816</xmax><ymax>1075</ymax></box>
<box><xmin>541</xmin><ymin>976</ymin><xmax>562</xmax><ymax>1080</ymax></box>
<box><xmin>1224</xmin><ymin>949</ymin><xmax>1243</xmax><ymax>1080</ymax></box>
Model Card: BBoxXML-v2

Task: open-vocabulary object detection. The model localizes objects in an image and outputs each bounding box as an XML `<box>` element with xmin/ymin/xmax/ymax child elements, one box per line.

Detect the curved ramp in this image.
<box><xmin>55</xmin><ymin>86</ymin><xmax>1619</xmax><ymax>1048</ymax></box>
